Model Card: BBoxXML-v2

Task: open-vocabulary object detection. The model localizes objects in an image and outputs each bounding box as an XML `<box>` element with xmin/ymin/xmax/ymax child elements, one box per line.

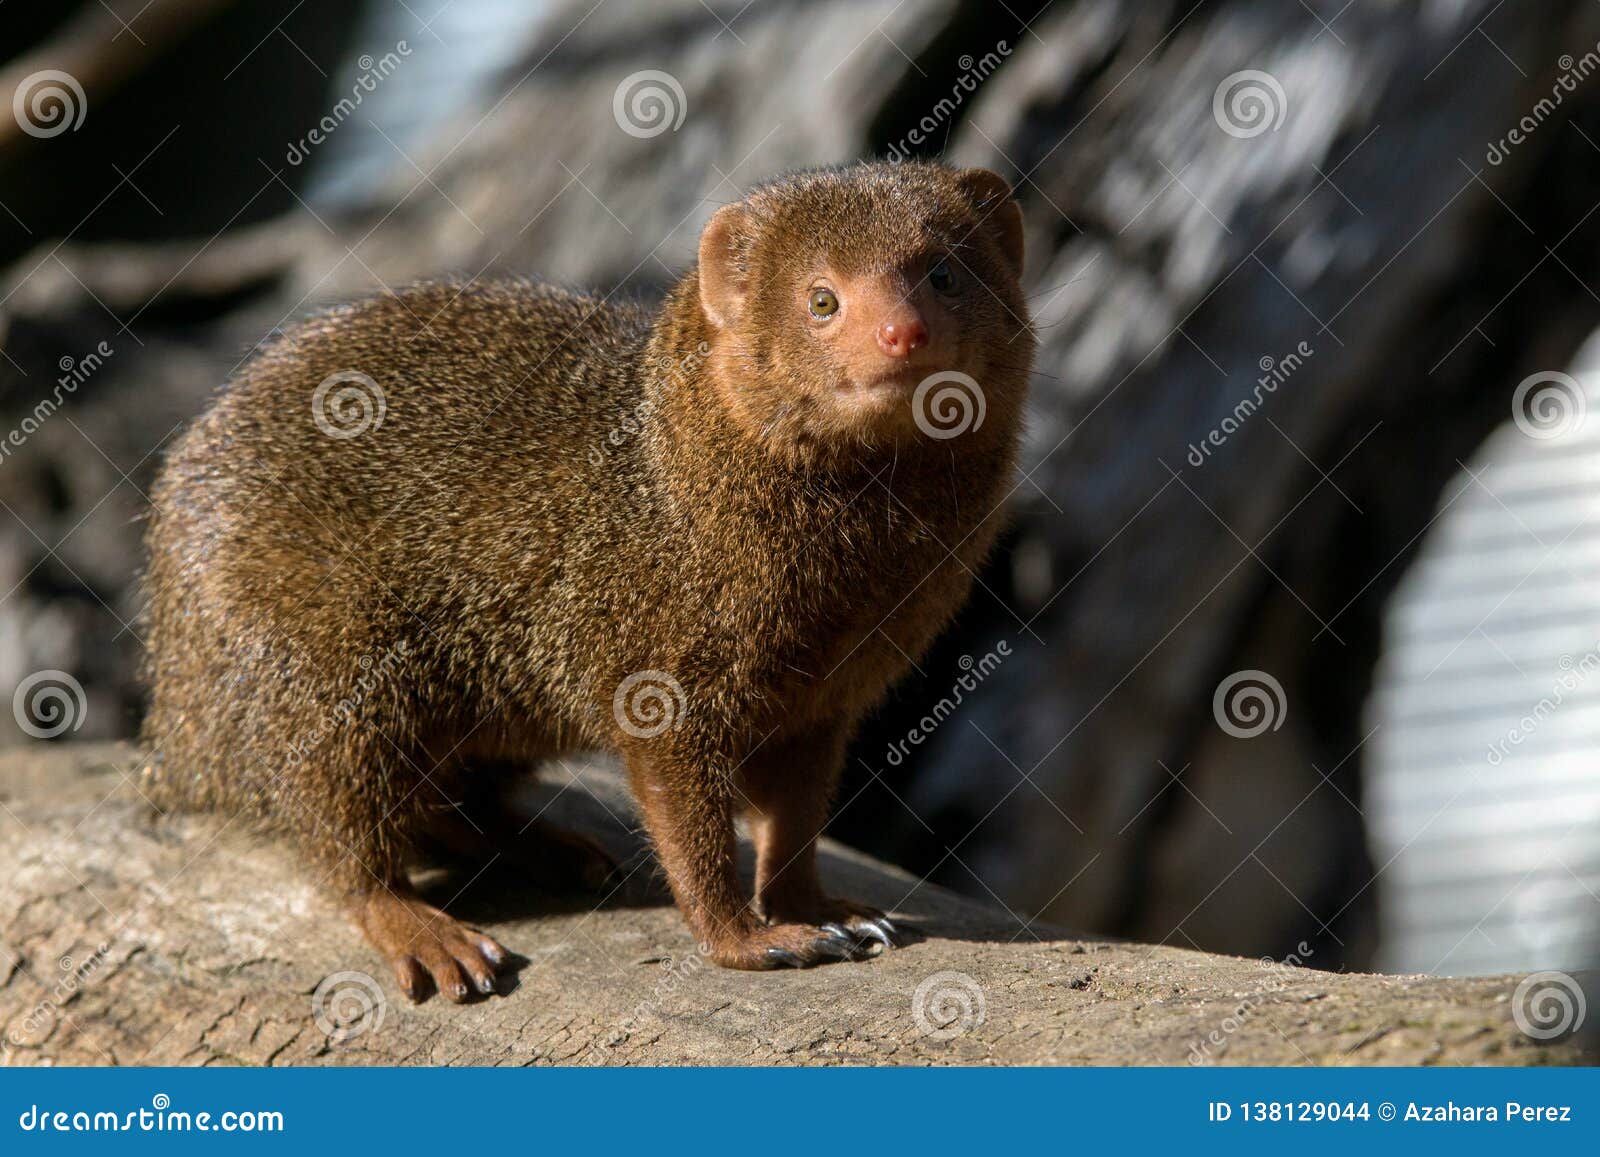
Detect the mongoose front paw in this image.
<box><xmin>755</xmin><ymin>896</ymin><xmax>901</xmax><ymax>954</ymax></box>
<box><xmin>710</xmin><ymin>920</ymin><xmax>892</xmax><ymax>970</ymax></box>
<box><xmin>355</xmin><ymin>890</ymin><xmax>508</xmax><ymax>1003</ymax></box>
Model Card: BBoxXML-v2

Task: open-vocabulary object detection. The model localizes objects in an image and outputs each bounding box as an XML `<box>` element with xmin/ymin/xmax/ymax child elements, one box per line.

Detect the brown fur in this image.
<box><xmin>139</xmin><ymin>161</ymin><xmax>1035</xmax><ymax>1000</ymax></box>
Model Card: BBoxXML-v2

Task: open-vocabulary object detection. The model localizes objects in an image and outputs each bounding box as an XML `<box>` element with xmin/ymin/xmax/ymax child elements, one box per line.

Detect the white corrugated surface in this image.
<box><xmin>304</xmin><ymin>0</ymin><xmax>554</xmax><ymax>206</ymax></box>
<box><xmin>1367</xmin><ymin>345</ymin><xmax>1600</xmax><ymax>975</ymax></box>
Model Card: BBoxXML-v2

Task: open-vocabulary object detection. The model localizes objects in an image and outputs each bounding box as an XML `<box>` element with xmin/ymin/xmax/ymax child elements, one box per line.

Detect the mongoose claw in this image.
<box><xmin>751</xmin><ymin>902</ymin><xmax>904</xmax><ymax>962</ymax></box>
<box><xmin>813</xmin><ymin>929</ymin><xmax>858</xmax><ymax>958</ymax></box>
<box><xmin>807</xmin><ymin>922</ymin><xmax>882</xmax><ymax>961</ymax></box>
<box><xmin>852</xmin><ymin>918</ymin><xmax>895</xmax><ymax>949</ymax></box>
<box><xmin>749</xmin><ymin>923</ymin><xmax>873</xmax><ymax>969</ymax></box>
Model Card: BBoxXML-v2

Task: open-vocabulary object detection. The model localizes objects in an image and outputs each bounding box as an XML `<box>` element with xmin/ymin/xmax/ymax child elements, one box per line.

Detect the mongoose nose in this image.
<box><xmin>876</xmin><ymin>316</ymin><xmax>927</xmax><ymax>358</ymax></box>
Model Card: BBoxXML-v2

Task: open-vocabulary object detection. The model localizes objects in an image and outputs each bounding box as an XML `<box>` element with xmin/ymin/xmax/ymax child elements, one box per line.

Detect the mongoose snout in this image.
<box><xmin>141</xmin><ymin>161</ymin><xmax>1036</xmax><ymax>1002</ymax></box>
<box><xmin>873</xmin><ymin>312</ymin><xmax>927</xmax><ymax>358</ymax></box>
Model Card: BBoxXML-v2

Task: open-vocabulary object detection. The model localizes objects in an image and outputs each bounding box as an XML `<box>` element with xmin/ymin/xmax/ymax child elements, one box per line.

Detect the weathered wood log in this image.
<box><xmin>0</xmin><ymin>744</ymin><xmax>1590</xmax><ymax>1066</ymax></box>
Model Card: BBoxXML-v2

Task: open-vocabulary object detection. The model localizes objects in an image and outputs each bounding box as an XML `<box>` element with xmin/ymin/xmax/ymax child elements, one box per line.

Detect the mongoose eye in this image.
<box><xmin>929</xmin><ymin>257</ymin><xmax>956</xmax><ymax>294</ymax></box>
<box><xmin>808</xmin><ymin>287</ymin><xmax>840</xmax><ymax>319</ymax></box>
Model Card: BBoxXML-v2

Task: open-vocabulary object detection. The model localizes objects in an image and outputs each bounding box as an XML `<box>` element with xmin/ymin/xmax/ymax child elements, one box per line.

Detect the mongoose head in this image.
<box><xmin>695</xmin><ymin>161</ymin><xmax>1033</xmax><ymax>456</ymax></box>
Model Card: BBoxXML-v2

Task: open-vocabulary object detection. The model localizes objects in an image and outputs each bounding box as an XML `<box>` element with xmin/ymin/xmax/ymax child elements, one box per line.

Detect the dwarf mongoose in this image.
<box><xmin>141</xmin><ymin>161</ymin><xmax>1035</xmax><ymax>1001</ymax></box>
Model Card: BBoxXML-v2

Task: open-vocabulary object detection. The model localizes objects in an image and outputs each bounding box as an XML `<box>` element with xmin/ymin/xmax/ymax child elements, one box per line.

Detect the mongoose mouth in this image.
<box><xmin>844</xmin><ymin>368</ymin><xmax>923</xmax><ymax>395</ymax></box>
<box><xmin>832</xmin><ymin>371</ymin><xmax>928</xmax><ymax>426</ymax></box>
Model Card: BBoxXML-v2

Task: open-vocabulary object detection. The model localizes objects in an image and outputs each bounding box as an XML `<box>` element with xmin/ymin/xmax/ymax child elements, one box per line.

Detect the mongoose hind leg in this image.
<box><xmin>301</xmin><ymin>742</ymin><xmax>512</xmax><ymax>1003</ymax></box>
<box><xmin>354</xmin><ymin>883</ymin><xmax>508</xmax><ymax>1004</ymax></box>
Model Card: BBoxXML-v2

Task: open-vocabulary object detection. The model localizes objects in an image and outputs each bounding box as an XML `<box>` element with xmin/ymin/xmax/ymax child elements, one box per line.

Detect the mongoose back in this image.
<box><xmin>141</xmin><ymin>161</ymin><xmax>1035</xmax><ymax>1001</ymax></box>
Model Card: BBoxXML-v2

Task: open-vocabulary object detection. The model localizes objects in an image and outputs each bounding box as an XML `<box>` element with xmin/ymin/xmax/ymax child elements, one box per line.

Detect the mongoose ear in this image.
<box><xmin>697</xmin><ymin>203</ymin><xmax>750</xmax><ymax>329</ymax></box>
<box><xmin>956</xmin><ymin>167</ymin><xmax>1025</xmax><ymax>278</ymax></box>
